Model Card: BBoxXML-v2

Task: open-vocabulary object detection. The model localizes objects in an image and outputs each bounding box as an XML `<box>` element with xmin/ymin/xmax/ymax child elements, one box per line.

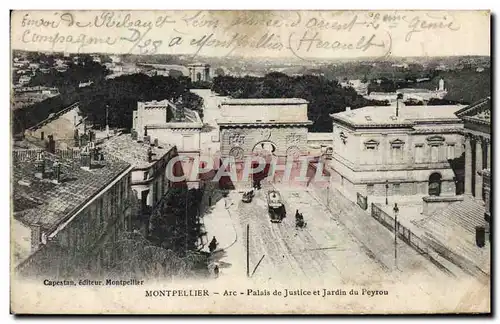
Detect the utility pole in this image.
<box><xmin>185</xmin><ymin>188</ymin><xmax>188</xmax><ymax>256</ymax></box>
<box><xmin>393</xmin><ymin>203</ymin><xmax>399</xmax><ymax>269</ymax></box>
<box><xmin>385</xmin><ymin>180</ymin><xmax>389</xmax><ymax>206</ymax></box>
<box><xmin>327</xmin><ymin>184</ymin><xmax>330</xmax><ymax>207</ymax></box>
<box><xmin>246</xmin><ymin>224</ymin><xmax>250</xmax><ymax>277</ymax></box>
<box><xmin>105</xmin><ymin>104</ymin><xmax>110</xmax><ymax>138</ymax></box>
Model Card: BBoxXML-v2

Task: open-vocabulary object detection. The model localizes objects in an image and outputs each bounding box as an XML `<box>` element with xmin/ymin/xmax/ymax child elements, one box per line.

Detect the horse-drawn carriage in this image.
<box><xmin>267</xmin><ymin>190</ymin><xmax>286</xmax><ymax>223</ymax></box>
<box><xmin>295</xmin><ymin>210</ymin><xmax>307</xmax><ymax>229</ymax></box>
<box><xmin>242</xmin><ymin>189</ymin><xmax>254</xmax><ymax>203</ymax></box>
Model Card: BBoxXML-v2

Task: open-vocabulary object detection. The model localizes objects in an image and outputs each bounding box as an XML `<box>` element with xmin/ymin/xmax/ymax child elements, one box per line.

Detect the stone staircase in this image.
<box><xmin>415</xmin><ymin>196</ymin><xmax>490</xmax><ymax>281</ymax></box>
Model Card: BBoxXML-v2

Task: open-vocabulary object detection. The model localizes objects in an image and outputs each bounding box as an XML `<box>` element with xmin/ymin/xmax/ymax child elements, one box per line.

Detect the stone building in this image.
<box><xmin>188</xmin><ymin>63</ymin><xmax>211</xmax><ymax>82</ymax></box>
<box><xmin>13</xmin><ymin>146</ymin><xmax>133</xmax><ymax>278</ymax></box>
<box><xmin>329</xmin><ymin>102</ymin><xmax>466</xmax><ymax>203</ymax></box>
<box><xmin>455</xmin><ymin>97</ymin><xmax>491</xmax><ymax>229</ymax></box>
<box><xmin>100</xmin><ymin>134</ymin><xmax>180</xmax><ymax>236</ymax></box>
<box><xmin>132</xmin><ymin>99</ymin><xmax>203</xmax><ymax>188</ymax></box>
<box><xmin>412</xmin><ymin>97</ymin><xmax>491</xmax><ymax>271</ymax></box>
<box><xmin>217</xmin><ymin>98</ymin><xmax>313</xmax><ymax>160</ymax></box>
<box><xmin>23</xmin><ymin>102</ymin><xmax>86</xmax><ymax>149</ymax></box>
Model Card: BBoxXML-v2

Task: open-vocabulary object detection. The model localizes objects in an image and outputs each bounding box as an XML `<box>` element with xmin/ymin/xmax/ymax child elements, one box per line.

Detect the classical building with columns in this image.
<box><xmin>329</xmin><ymin>102</ymin><xmax>466</xmax><ymax>203</ymax></box>
<box><xmin>455</xmin><ymin>97</ymin><xmax>491</xmax><ymax>223</ymax></box>
<box><xmin>414</xmin><ymin>97</ymin><xmax>491</xmax><ymax>270</ymax></box>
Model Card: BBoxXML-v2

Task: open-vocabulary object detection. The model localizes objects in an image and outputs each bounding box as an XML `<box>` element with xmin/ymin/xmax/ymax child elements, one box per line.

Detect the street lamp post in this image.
<box><xmin>393</xmin><ymin>203</ymin><xmax>399</xmax><ymax>269</ymax></box>
<box><xmin>105</xmin><ymin>104</ymin><xmax>110</xmax><ymax>138</ymax></box>
<box><xmin>385</xmin><ymin>180</ymin><xmax>389</xmax><ymax>205</ymax></box>
<box><xmin>327</xmin><ymin>184</ymin><xmax>330</xmax><ymax>207</ymax></box>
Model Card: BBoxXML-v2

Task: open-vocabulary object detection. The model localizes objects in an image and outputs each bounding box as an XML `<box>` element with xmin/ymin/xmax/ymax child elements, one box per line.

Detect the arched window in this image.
<box><xmin>428</xmin><ymin>173</ymin><xmax>442</xmax><ymax>196</ymax></box>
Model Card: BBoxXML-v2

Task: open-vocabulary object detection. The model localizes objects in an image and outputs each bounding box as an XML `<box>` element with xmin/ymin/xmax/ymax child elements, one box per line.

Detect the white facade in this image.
<box><xmin>330</xmin><ymin>103</ymin><xmax>466</xmax><ymax>203</ymax></box>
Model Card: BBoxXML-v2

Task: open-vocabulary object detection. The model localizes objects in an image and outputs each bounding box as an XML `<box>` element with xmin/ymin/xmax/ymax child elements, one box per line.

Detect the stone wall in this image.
<box><xmin>220</xmin><ymin>126</ymin><xmax>308</xmax><ymax>158</ymax></box>
<box><xmin>422</xmin><ymin>195</ymin><xmax>464</xmax><ymax>216</ymax></box>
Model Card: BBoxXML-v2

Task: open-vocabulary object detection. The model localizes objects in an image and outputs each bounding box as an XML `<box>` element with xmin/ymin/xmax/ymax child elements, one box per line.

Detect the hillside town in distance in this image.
<box><xmin>11</xmin><ymin>50</ymin><xmax>490</xmax><ymax>293</ymax></box>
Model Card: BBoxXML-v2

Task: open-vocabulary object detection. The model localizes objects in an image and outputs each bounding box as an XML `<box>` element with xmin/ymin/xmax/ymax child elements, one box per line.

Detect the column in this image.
<box><xmin>475</xmin><ymin>136</ymin><xmax>483</xmax><ymax>199</ymax></box>
<box><xmin>486</xmin><ymin>138</ymin><xmax>491</xmax><ymax>169</ymax></box>
<box><xmin>464</xmin><ymin>134</ymin><xmax>473</xmax><ymax>195</ymax></box>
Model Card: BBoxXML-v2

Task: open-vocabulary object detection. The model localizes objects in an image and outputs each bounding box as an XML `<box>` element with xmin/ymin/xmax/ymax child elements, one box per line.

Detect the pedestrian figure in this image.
<box><xmin>209</xmin><ymin>236</ymin><xmax>218</xmax><ymax>253</ymax></box>
<box><xmin>214</xmin><ymin>265</ymin><xmax>219</xmax><ymax>278</ymax></box>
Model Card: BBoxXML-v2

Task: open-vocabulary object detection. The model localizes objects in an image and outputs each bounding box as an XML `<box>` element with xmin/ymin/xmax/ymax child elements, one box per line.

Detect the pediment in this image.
<box><xmin>426</xmin><ymin>135</ymin><xmax>446</xmax><ymax>143</ymax></box>
<box><xmin>364</xmin><ymin>139</ymin><xmax>380</xmax><ymax>146</ymax></box>
<box><xmin>455</xmin><ymin>97</ymin><xmax>491</xmax><ymax>120</ymax></box>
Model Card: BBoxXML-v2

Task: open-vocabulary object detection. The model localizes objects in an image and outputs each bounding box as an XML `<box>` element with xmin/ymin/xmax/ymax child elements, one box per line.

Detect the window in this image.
<box><xmin>367</xmin><ymin>184</ymin><xmax>374</xmax><ymax>195</ymax></box>
<box><xmin>364</xmin><ymin>139</ymin><xmax>379</xmax><ymax>150</ymax></box>
<box><xmin>393</xmin><ymin>183</ymin><xmax>401</xmax><ymax>195</ymax></box>
<box><xmin>143</xmin><ymin>171</ymin><xmax>149</xmax><ymax>180</ymax></box>
<box><xmin>428</xmin><ymin>173</ymin><xmax>442</xmax><ymax>196</ymax></box>
<box><xmin>414</xmin><ymin>144</ymin><xmax>424</xmax><ymax>163</ymax></box>
<box><xmin>390</xmin><ymin>139</ymin><xmax>405</xmax><ymax>163</ymax></box>
<box><xmin>430</xmin><ymin>145</ymin><xmax>439</xmax><ymax>162</ymax></box>
<box><xmin>447</xmin><ymin>144</ymin><xmax>455</xmax><ymax>160</ymax></box>
<box><xmin>97</xmin><ymin>197</ymin><xmax>104</xmax><ymax>226</ymax></box>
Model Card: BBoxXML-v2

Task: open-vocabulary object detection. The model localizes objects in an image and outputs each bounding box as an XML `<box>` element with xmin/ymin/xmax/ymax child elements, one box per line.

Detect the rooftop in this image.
<box><xmin>100</xmin><ymin>134</ymin><xmax>174</xmax><ymax>169</ymax></box>
<box><xmin>221</xmin><ymin>98</ymin><xmax>309</xmax><ymax>105</ymax></box>
<box><xmin>331</xmin><ymin>104</ymin><xmax>465</xmax><ymax>127</ymax></box>
<box><xmin>397</xmin><ymin>88</ymin><xmax>433</xmax><ymax>94</ymax></box>
<box><xmin>307</xmin><ymin>133</ymin><xmax>333</xmax><ymax>141</ymax></box>
<box><xmin>13</xmin><ymin>150</ymin><xmax>131</xmax><ymax>232</ymax></box>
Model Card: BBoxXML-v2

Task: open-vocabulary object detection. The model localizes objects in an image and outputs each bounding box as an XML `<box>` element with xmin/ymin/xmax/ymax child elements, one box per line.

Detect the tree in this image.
<box><xmin>211</xmin><ymin>73</ymin><xmax>388</xmax><ymax>132</ymax></box>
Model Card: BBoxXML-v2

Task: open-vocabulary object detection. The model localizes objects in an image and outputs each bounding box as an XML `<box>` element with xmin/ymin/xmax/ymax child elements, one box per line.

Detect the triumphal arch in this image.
<box><xmin>216</xmin><ymin>98</ymin><xmax>313</xmax><ymax>162</ymax></box>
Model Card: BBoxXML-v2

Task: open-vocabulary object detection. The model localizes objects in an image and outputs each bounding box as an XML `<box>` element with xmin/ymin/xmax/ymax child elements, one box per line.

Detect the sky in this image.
<box><xmin>10</xmin><ymin>10</ymin><xmax>491</xmax><ymax>59</ymax></box>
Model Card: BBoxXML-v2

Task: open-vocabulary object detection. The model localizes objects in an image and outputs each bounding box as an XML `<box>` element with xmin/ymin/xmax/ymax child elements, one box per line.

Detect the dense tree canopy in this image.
<box><xmin>212</xmin><ymin>73</ymin><xmax>388</xmax><ymax>132</ymax></box>
<box><xmin>77</xmin><ymin>74</ymin><xmax>203</xmax><ymax>130</ymax></box>
<box><xmin>13</xmin><ymin>72</ymin><xmax>204</xmax><ymax>135</ymax></box>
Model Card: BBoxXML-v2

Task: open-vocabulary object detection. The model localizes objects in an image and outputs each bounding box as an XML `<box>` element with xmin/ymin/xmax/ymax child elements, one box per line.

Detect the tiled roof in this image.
<box><xmin>100</xmin><ymin>134</ymin><xmax>174</xmax><ymax>169</ymax></box>
<box><xmin>12</xmin><ymin>151</ymin><xmax>131</xmax><ymax>231</ymax></box>
<box><xmin>331</xmin><ymin>104</ymin><xmax>465</xmax><ymax>127</ymax></box>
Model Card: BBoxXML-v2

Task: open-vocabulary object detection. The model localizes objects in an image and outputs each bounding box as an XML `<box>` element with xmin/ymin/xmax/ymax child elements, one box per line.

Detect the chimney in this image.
<box><xmin>131</xmin><ymin>130</ymin><xmax>138</xmax><ymax>140</ymax></box>
<box><xmin>47</xmin><ymin>135</ymin><xmax>56</xmax><ymax>153</ymax></box>
<box><xmin>35</xmin><ymin>151</ymin><xmax>47</xmax><ymax>179</ymax></box>
<box><xmin>153</xmin><ymin>138</ymin><xmax>159</xmax><ymax>147</ymax></box>
<box><xmin>144</xmin><ymin>135</ymin><xmax>151</xmax><ymax>145</ymax></box>
<box><xmin>80</xmin><ymin>147</ymin><xmax>92</xmax><ymax>170</ymax></box>
<box><xmin>147</xmin><ymin>147</ymin><xmax>153</xmax><ymax>163</ymax></box>
<box><xmin>30</xmin><ymin>224</ymin><xmax>42</xmax><ymax>252</ymax></box>
<box><xmin>74</xmin><ymin>129</ymin><xmax>80</xmax><ymax>147</ymax></box>
<box><xmin>40</xmin><ymin>131</ymin><xmax>44</xmax><ymax>140</ymax></box>
<box><xmin>346</xmin><ymin>106</ymin><xmax>351</xmax><ymax>112</ymax></box>
<box><xmin>52</xmin><ymin>161</ymin><xmax>61</xmax><ymax>183</ymax></box>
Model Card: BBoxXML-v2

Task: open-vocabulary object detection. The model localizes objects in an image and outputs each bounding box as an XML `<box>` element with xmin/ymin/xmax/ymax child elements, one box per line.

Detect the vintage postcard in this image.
<box><xmin>10</xmin><ymin>10</ymin><xmax>491</xmax><ymax>314</ymax></box>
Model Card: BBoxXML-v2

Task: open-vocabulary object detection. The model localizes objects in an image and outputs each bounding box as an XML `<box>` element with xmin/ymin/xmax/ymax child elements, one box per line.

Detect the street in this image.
<box><xmin>225</xmin><ymin>183</ymin><xmax>388</xmax><ymax>285</ymax></box>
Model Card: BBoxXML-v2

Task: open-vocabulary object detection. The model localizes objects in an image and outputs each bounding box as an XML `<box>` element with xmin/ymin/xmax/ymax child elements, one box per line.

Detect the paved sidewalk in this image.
<box><xmin>305</xmin><ymin>184</ymin><xmax>452</xmax><ymax>279</ymax></box>
<box><xmin>201</xmin><ymin>194</ymin><xmax>247</xmax><ymax>279</ymax></box>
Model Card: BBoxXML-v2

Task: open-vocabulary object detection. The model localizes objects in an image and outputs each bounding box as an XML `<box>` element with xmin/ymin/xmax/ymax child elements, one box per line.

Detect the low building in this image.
<box><xmin>23</xmin><ymin>102</ymin><xmax>86</xmax><ymax>149</ymax></box>
<box><xmin>13</xmin><ymin>147</ymin><xmax>133</xmax><ymax>278</ymax></box>
<box><xmin>132</xmin><ymin>99</ymin><xmax>203</xmax><ymax>188</ymax></box>
<box><xmin>307</xmin><ymin>132</ymin><xmax>333</xmax><ymax>158</ymax></box>
<box><xmin>100</xmin><ymin>134</ymin><xmax>180</xmax><ymax>235</ymax></box>
<box><xmin>329</xmin><ymin>102</ymin><xmax>466</xmax><ymax>203</ymax></box>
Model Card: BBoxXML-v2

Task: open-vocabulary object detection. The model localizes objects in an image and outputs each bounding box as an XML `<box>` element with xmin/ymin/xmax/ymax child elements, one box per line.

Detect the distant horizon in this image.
<box><xmin>12</xmin><ymin>49</ymin><xmax>491</xmax><ymax>62</ymax></box>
